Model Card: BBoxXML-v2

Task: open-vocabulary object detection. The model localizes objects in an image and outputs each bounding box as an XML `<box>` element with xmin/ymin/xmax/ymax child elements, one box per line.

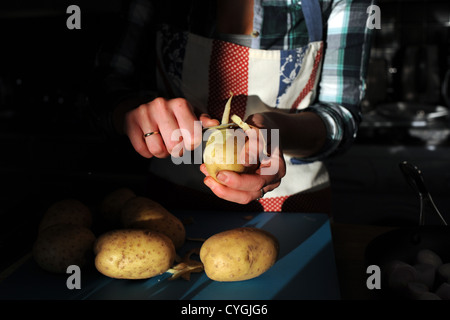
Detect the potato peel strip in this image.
<box><xmin>221</xmin><ymin>92</ymin><xmax>233</xmax><ymax>125</ymax></box>
<box><xmin>231</xmin><ymin>114</ymin><xmax>269</xmax><ymax>158</ymax></box>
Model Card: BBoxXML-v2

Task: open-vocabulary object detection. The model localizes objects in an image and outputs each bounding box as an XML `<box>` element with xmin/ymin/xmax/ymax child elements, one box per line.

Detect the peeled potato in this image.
<box><xmin>203</xmin><ymin>128</ymin><xmax>250</xmax><ymax>181</ymax></box>
<box><xmin>33</xmin><ymin>224</ymin><xmax>96</xmax><ymax>273</ymax></box>
<box><xmin>94</xmin><ymin>229</ymin><xmax>176</xmax><ymax>279</ymax></box>
<box><xmin>203</xmin><ymin>94</ymin><xmax>258</xmax><ymax>183</ymax></box>
<box><xmin>100</xmin><ymin>187</ymin><xmax>136</xmax><ymax>225</ymax></box>
<box><xmin>120</xmin><ymin>196</ymin><xmax>186</xmax><ymax>249</ymax></box>
<box><xmin>38</xmin><ymin>199</ymin><xmax>92</xmax><ymax>233</ymax></box>
<box><xmin>200</xmin><ymin>227</ymin><xmax>279</xmax><ymax>282</ymax></box>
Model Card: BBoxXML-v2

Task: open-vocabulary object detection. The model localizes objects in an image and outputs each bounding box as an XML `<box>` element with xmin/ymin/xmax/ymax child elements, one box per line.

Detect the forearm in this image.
<box><xmin>89</xmin><ymin>0</ymin><xmax>157</xmax><ymax>138</ymax></box>
<box><xmin>247</xmin><ymin>111</ymin><xmax>327</xmax><ymax>158</ymax></box>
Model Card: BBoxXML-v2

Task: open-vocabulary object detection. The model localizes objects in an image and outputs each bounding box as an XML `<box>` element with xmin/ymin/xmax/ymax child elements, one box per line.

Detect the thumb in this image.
<box><xmin>239</xmin><ymin>128</ymin><xmax>260</xmax><ymax>167</ymax></box>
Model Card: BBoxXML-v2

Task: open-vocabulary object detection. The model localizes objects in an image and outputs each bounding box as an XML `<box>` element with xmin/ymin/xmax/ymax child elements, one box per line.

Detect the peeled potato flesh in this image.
<box><xmin>203</xmin><ymin>128</ymin><xmax>249</xmax><ymax>182</ymax></box>
<box><xmin>203</xmin><ymin>94</ymin><xmax>258</xmax><ymax>183</ymax></box>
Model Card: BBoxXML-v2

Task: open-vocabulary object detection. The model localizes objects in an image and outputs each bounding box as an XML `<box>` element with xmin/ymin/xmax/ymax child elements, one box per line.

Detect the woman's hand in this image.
<box><xmin>200</xmin><ymin>113</ymin><xmax>287</xmax><ymax>204</ymax></box>
<box><xmin>123</xmin><ymin>97</ymin><xmax>219</xmax><ymax>158</ymax></box>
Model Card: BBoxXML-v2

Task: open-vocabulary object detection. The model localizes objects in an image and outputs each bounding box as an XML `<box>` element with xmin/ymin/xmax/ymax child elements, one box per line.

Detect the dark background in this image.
<box><xmin>0</xmin><ymin>0</ymin><xmax>449</xmax><ymax>271</ymax></box>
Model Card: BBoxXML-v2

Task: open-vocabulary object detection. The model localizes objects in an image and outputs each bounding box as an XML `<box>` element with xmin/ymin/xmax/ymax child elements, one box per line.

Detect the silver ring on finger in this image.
<box><xmin>143</xmin><ymin>131</ymin><xmax>160</xmax><ymax>138</ymax></box>
<box><xmin>256</xmin><ymin>188</ymin><xmax>265</xmax><ymax>201</ymax></box>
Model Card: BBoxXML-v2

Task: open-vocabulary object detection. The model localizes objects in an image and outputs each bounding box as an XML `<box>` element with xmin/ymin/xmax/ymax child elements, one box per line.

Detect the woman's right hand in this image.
<box><xmin>123</xmin><ymin>97</ymin><xmax>220</xmax><ymax>158</ymax></box>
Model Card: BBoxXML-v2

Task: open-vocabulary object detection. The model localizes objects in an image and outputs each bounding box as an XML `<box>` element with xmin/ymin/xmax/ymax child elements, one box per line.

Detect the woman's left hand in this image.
<box><xmin>200</xmin><ymin>114</ymin><xmax>286</xmax><ymax>204</ymax></box>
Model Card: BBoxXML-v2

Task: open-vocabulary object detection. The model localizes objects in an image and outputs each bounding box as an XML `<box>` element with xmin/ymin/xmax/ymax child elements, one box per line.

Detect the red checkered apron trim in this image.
<box><xmin>290</xmin><ymin>42</ymin><xmax>324</xmax><ymax>111</ymax></box>
<box><xmin>207</xmin><ymin>40</ymin><xmax>249</xmax><ymax>120</ymax></box>
<box><xmin>258</xmin><ymin>196</ymin><xmax>289</xmax><ymax>212</ymax></box>
<box><xmin>257</xmin><ymin>187</ymin><xmax>330</xmax><ymax>213</ymax></box>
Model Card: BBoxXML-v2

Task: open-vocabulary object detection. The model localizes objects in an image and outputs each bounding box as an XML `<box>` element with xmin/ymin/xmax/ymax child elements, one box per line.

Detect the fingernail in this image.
<box><xmin>217</xmin><ymin>172</ymin><xmax>228</xmax><ymax>183</ymax></box>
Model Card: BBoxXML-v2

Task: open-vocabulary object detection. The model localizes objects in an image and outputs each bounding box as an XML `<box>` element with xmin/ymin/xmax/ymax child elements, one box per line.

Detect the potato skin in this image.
<box><xmin>38</xmin><ymin>199</ymin><xmax>92</xmax><ymax>232</ymax></box>
<box><xmin>94</xmin><ymin>229</ymin><xmax>176</xmax><ymax>280</ymax></box>
<box><xmin>200</xmin><ymin>227</ymin><xmax>279</xmax><ymax>282</ymax></box>
<box><xmin>120</xmin><ymin>197</ymin><xmax>186</xmax><ymax>249</ymax></box>
<box><xmin>33</xmin><ymin>224</ymin><xmax>96</xmax><ymax>273</ymax></box>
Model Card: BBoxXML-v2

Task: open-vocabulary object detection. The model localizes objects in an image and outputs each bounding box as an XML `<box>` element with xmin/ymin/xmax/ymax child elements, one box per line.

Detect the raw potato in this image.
<box><xmin>200</xmin><ymin>227</ymin><xmax>279</xmax><ymax>282</ymax></box>
<box><xmin>416</xmin><ymin>249</ymin><xmax>443</xmax><ymax>268</ymax></box>
<box><xmin>94</xmin><ymin>229</ymin><xmax>176</xmax><ymax>279</ymax></box>
<box><xmin>120</xmin><ymin>197</ymin><xmax>186</xmax><ymax>249</ymax></box>
<box><xmin>100</xmin><ymin>187</ymin><xmax>136</xmax><ymax>224</ymax></box>
<box><xmin>38</xmin><ymin>199</ymin><xmax>92</xmax><ymax>232</ymax></box>
<box><xmin>203</xmin><ymin>94</ymin><xmax>258</xmax><ymax>183</ymax></box>
<box><xmin>436</xmin><ymin>283</ymin><xmax>450</xmax><ymax>300</ymax></box>
<box><xmin>203</xmin><ymin>127</ymin><xmax>253</xmax><ymax>182</ymax></box>
<box><xmin>387</xmin><ymin>263</ymin><xmax>418</xmax><ymax>290</ymax></box>
<box><xmin>385</xmin><ymin>250</ymin><xmax>450</xmax><ymax>299</ymax></box>
<box><xmin>414</xmin><ymin>263</ymin><xmax>435</xmax><ymax>289</ymax></box>
<box><xmin>33</xmin><ymin>224</ymin><xmax>96</xmax><ymax>273</ymax></box>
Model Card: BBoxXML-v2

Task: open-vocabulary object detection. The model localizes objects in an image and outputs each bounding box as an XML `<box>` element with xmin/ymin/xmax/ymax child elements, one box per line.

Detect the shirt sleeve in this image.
<box><xmin>297</xmin><ymin>0</ymin><xmax>376</xmax><ymax>162</ymax></box>
<box><xmin>89</xmin><ymin>0</ymin><xmax>158</xmax><ymax>137</ymax></box>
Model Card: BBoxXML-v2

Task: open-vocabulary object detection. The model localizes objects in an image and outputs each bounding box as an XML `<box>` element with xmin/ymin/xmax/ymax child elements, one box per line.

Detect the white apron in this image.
<box><xmin>149</xmin><ymin>0</ymin><xmax>330</xmax><ymax>212</ymax></box>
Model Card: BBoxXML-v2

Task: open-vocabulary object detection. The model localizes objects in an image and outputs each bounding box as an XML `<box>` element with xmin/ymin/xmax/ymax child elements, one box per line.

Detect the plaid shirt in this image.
<box><xmin>92</xmin><ymin>0</ymin><xmax>375</xmax><ymax>160</ymax></box>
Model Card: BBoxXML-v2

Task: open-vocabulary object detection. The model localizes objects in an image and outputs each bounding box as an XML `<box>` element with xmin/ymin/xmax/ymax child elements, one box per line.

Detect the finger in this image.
<box><xmin>257</xmin><ymin>145</ymin><xmax>285</xmax><ymax>178</ymax></box>
<box><xmin>240</xmin><ymin>128</ymin><xmax>264</xmax><ymax>167</ymax></box>
<box><xmin>152</xmin><ymin>106</ymin><xmax>183</xmax><ymax>156</ymax></box>
<box><xmin>124</xmin><ymin>109</ymin><xmax>155</xmax><ymax>158</ymax></box>
<box><xmin>170</xmin><ymin>99</ymin><xmax>202</xmax><ymax>151</ymax></box>
<box><xmin>199</xmin><ymin>163</ymin><xmax>210</xmax><ymax>176</ymax></box>
<box><xmin>145</xmin><ymin>131</ymin><xmax>170</xmax><ymax>158</ymax></box>
<box><xmin>199</xmin><ymin>113</ymin><xmax>220</xmax><ymax>128</ymax></box>
<box><xmin>127</xmin><ymin>103</ymin><xmax>169</xmax><ymax>158</ymax></box>
<box><xmin>203</xmin><ymin>176</ymin><xmax>261</xmax><ymax>205</ymax></box>
<box><xmin>137</xmin><ymin>115</ymin><xmax>170</xmax><ymax>158</ymax></box>
<box><xmin>127</xmin><ymin>124</ymin><xmax>153</xmax><ymax>158</ymax></box>
<box><xmin>214</xmin><ymin>170</ymin><xmax>268</xmax><ymax>192</ymax></box>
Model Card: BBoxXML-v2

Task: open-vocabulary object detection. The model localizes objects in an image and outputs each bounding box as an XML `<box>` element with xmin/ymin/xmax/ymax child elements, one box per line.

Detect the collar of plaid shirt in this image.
<box><xmin>154</xmin><ymin>0</ymin><xmax>333</xmax><ymax>50</ymax></box>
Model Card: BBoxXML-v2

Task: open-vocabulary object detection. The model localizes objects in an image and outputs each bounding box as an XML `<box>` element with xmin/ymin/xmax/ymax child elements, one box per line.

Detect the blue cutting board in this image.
<box><xmin>0</xmin><ymin>211</ymin><xmax>340</xmax><ymax>300</ymax></box>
